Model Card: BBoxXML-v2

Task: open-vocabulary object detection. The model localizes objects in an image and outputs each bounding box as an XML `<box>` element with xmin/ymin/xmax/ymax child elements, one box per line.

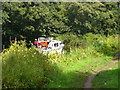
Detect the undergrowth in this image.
<box><xmin>2</xmin><ymin>33</ymin><xmax>119</xmax><ymax>88</ymax></box>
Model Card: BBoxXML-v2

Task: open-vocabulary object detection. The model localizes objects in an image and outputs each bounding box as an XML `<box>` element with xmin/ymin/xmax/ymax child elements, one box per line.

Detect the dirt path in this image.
<box><xmin>84</xmin><ymin>60</ymin><xmax>118</xmax><ymax>88</ymax></box>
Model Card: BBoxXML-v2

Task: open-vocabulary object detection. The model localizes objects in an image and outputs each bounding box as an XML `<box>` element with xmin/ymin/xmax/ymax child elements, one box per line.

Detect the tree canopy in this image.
<box><xmin>2</xmin><ymin>2</ymin><xmax>119</xmax><ymax>47</ymax></box>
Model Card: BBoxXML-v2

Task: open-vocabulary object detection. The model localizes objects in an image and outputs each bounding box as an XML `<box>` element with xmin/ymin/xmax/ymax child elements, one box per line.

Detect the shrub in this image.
<box><xmin>82</xmin><ymin>33</ymin><xmax>103</xmax><ymax>48</ymax></box>
<box><xmin>57</xmin><ymin>33</ymin><xmax>119</xmax><ymax>56</ymax></box>
<box><xmin>56</xmin><ymin>33</ymin><xmax>83</xmax><ymax>52</ymax></box>
<box><xmin>2</xmin><ymin>41</ymin><xmax>50</xmax><ymax>88</ymax></box>
<box><xmin>94</xmin><ymin>35</ymin><xmax>119</xmax><ymax>56</ymax></box>
<box><xmin>82</xmin><ymin>33</ymin><xmax>119</xmax><ymax>56</ymax></box>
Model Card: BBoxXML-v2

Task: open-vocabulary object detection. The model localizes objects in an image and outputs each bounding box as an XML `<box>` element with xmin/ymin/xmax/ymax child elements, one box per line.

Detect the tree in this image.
<box><xmin>2</xmin><ymin>2</ymin><xmax>119</xmax><ymax>48</ymax></box>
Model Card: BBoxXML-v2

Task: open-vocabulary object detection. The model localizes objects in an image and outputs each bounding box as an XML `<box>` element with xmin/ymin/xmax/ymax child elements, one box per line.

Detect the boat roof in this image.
<box><xmin>50</xmin><ymin>40</ymin><xmax>61</xmax><ymax>43</ymax></box>
<box><xmin>37</xmin><ymin>37</ymin><xmax>62</xmax><ymax>43</ymax></box>
<box><xmin>38</xmin><ymin>40</ymin><xmax>61</xmax><ymax>43</ymax></box>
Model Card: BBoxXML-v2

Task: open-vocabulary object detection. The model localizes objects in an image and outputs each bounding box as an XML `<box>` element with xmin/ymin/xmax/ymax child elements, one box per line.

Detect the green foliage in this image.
<box><xmin>93</xmin><ymin>34</ymin><xmax>119</xmax><ymax>56</ymax></box>
<box><xmin>2</xmin><ymin>2</ymin><xmax>119</xmax><ymax>48</ymax></box>
<box><xmin>2</xmin><ymin>41</ymin><xmax>50</xmax><ymax>88</ymax></box>
<box><xmin>57</xmin><ymin>33</ymin><xmax>119</xmax><ymax>57</ymax></box>
<box><xmin>56</xmin><ymin>33</ymin><xmax>82</xmax><ymax>52</ymax></box>
<box><xmin>1</xmin><ymin>34</ymin><xmax>119</xmax><ymax>88</ymax></box>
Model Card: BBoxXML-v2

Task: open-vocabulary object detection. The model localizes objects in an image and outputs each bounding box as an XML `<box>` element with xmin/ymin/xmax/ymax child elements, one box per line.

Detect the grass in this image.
<box><xmin>45</xmin><ymin>55</ymin><xmax>112</xmax><ymax>88</ymax></box>
<box><xmin>92</xmin><ymin>61</ymin><xmax>119</xmax><ymax>88</ymax></box>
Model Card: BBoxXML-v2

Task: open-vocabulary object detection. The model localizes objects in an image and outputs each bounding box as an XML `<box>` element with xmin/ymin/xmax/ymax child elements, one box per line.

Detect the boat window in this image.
<box><xmin>54</xmin><ymin>43</ymin><xmax>58</xmax><ymax>47</ymax></box>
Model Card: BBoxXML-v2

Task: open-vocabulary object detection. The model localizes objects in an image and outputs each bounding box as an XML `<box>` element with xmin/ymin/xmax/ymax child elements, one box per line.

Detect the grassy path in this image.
<box><xmin>45</xmin><ymin>56</ymin><xmax>112</xmax><ymax>88</ymax></box>
<box><xmin>84</xmin><ymin>60</ymin><xmax>118</xmax><ymax>88</ymax></box>
<box><xmin>92</xmin><ymin>60</ymin><xmax>119</xmax><ymax>88</ymax></box>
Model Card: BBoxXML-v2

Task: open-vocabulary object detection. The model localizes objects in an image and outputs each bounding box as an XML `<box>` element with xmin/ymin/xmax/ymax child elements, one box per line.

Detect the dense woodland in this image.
<box><xmin>2</xmin><ymin>2</ymin><xmax>119</xmax><ymax>48</ymax></box>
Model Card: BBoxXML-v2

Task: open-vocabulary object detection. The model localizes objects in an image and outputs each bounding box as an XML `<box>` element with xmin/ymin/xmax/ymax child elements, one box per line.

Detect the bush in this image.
<box><xmin>2</xmin><ymin>41</ymin><xmax>50</xmax><ymax>88</ymax></box>
<box><xmin>82</xmin><ymin>33</ymin><xmax>119</xmax><ymax>56</ymax></box>
<box><xmin>57</xmin><ymin>33</ymin><xmax>119</xmax><ymax>56</ymax></box>
<box><xmin>94</xmin><ymin>35</ymin><xmax>119</xmax><ymax>56</ymax></box>
<box><xmin>56</xmin><ymin>33</ymin><xmax>83</xmax><ymax>52</ymax></box>
<box><xmin>82</xmin><ymin>33</ymin><xmax>103</xmax><ymax>47</ymax></box>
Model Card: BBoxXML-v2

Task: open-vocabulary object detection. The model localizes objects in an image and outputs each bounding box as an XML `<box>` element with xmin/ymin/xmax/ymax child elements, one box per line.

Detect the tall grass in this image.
<box><xmin>2</xmin><ymin>33</ymin><xmax>119</xmax><ymax>88</ymax></box>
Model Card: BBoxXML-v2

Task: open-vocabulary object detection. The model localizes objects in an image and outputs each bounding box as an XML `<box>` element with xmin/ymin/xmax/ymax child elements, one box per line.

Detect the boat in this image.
<box><xmin>35</xmin><ymin>37</ymin><xmax>64</xmax><ymax>54</ymax></box>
